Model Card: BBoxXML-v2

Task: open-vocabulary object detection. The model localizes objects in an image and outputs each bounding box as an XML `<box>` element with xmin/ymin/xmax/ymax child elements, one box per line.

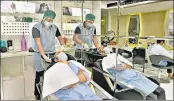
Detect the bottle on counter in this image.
<box><xmin>7</xmin><ymin>38</ymin><xmax>14</xmax><ymax>52</ymax></box>
<box><xmin>21</xmin><ymin>32</ymin><xmax>27</xmax><ymax>51</ymax></box>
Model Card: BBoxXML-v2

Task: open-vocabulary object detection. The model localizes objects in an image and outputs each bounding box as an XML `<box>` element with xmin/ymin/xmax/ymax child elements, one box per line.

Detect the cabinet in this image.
<box><xmin>24</xmin><ymin>56</ymin><xmax>35</xmax><ymax>98</ymax></box>
<box><xmin>1</xmin><ymin>54</ymin><xmax>34</xmax><ymax>100</ymax></box>
<box><xmin>2</xmin><ymin>76</ymin><xmax>25</xmax><ymax>100</ymax></box>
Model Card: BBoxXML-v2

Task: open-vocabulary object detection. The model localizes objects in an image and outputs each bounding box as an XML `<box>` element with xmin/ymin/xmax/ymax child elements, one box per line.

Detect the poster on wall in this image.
<box><xmin>35</xmin><ymin>3</ymin><xmax>51</xmax><ymax>13</ymax></box>
<box><xmin>63</xmin><ymin>7</ymin><xmax>72</xmax><ymax>16</ymax></box>
<box><xmin>63</xmin><ymin>7</ymin><xmax>90</xmax><ymax>16</ymax></box>
<box><xmin>15</xmin><ymin>2</ymin><xmax>35</xmax><ymax>13</ymax></box>
<box><xmin>71</xmin><ymin>8</ymin><xmax>90</xmax><ymax>16</ymax></box>
<box><xmin>1</xmin><ymin>1</ymin><xmax>16</xmax><ymax>13</ymax></box>
<box><xmin>1</xmin><ymin>1</ymin><xmax>51</xmax><ymax>14</ymax></box>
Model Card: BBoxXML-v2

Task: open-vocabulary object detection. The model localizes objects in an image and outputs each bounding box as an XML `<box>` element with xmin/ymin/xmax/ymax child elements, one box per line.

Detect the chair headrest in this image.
<box><xmin>65</xmin><ymin>53</ymin><xmax>76</xmax><ymax>61</ymax></box>
<box><xmin>149</xmin><ymin>55</ymin><xmax>174</xmax><ymax>67</ymax></box>
<box><xmin>94</xmin><ymin>59</ymin><xmax>103</xmax><ymax>71</ymax></box>
<box><xmin>118</xmin><ymin>48</ymin><xmax>132</xmax><ymax>58</ymax></box>
<box><xmin>83</xmin><ymin>49</ymin><xmax>106</xmax><ymax>64</ymax></box>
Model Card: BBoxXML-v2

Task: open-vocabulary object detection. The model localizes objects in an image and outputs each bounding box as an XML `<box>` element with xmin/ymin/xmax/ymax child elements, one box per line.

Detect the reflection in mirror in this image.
<box><xmin>164</xmin><ymin>10</ymin><xmax>173</xmax><ymax>48</ymax></box>
<box><xmin>101</xmin><ymin>16</ymin><xmax>107</xmax><ymax>42</ymax></box>
<box><xmin>128</xmin><ymin>15</ymin><xmax>140</xmax><ymax>44</ymax></box>
<box><xmin>165</xmin><ymin>10</ymin><xmax>173</xmax><ymax>38</ymax></box>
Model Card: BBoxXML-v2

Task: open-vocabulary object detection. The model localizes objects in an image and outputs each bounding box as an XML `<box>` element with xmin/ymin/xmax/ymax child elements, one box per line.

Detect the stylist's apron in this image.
<box><xmin>32</xmin><ymin>23</ymin><xmax>57</xmax><ymax>72</ymax></box>
<box><xmin>75</xmin><ymin>24</ymin><xmax>95</xmax><ymax>60</ymax></box>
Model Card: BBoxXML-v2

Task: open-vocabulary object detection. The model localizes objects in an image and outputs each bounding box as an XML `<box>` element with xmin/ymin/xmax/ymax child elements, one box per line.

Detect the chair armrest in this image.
<box><xmin>147</xmin><ymin>77</ymin><xmax>160</xmax><ymax>86</ymax></box>
<box><xmin>89</xmin><ymin>80</ymin><xmax>117</xmax><ymax>100</ymax></box>
<box><xmin>92</xmin><ymin>67</ymin><xmax>134</xmax><ymax>89</ymax></box>
<box><xmin>92</xmin><ymin>67</ymin><xmax>147</xmax><ymax>100</ymax></box>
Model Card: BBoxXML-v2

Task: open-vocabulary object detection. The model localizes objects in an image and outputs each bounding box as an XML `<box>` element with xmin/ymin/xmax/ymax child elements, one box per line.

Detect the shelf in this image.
<box><xmin>1</xmin><ymin>34</ymin><xmax>31</xmax><ymax>36</ymax></box>
<box><xmin>1</xmin><ymin>12</ymin><xmax>43</xmax><ymax>18</ymax></box>
<box><xmin>1</xmin><ymin>51</ymin><xmax>33</xmax><ymax>59</ymax></box>
<box><xmin>62</xmin><ymin>16</ymin><xmax>83</xmax><ymax>21</ymax></box>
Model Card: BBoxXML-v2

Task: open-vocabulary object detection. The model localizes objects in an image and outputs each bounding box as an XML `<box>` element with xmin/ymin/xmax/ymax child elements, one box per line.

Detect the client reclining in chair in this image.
<box><xmin>42</xmin><ymin>52</ymin><xmax>101</xmax><ymax>100</ymax></box>
<box><xmin>102</xmin><ymin>53</ymin><xmax>166</xmax><ymax>100</ymax></box>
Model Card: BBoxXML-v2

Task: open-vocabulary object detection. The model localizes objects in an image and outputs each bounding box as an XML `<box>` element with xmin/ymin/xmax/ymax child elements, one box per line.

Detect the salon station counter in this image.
<box><xmin>0</xmin><ymin>47</ymin><xmax>75</xmax><ymax>100</ymax></box>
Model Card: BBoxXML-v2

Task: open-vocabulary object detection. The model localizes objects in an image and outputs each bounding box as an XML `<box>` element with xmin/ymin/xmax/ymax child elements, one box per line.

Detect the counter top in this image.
<box><xmin>1</xmin><ymin>51</ymin><xmax>33</xmax><ymax>59</ymax></box>
<box><xmin>1</xmin><ymin>47</ymin><xmax>75</xmax><ymax>59</ymax></box>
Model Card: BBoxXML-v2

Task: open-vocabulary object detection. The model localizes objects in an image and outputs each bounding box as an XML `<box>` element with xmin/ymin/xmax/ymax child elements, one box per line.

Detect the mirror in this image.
<box><xmin>165</xmin><ymin>10</ymin><xmax>173</xmax><ymax>37</ymax></box>
<box><xmin>165</xmin><ymin>10</ymin><xmax>173</xmax><ymax>47</ymax></box>
<box><xmin>128</xmin><ymin>15</ymin><xmax>140</xmax><ymax>44</ymax></box>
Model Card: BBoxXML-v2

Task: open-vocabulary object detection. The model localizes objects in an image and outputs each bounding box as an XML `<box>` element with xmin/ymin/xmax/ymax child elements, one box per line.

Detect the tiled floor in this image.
<box><xmin>134</xmin><ymin>65</ymin><xmax>173</xmax><ymax>100</ymax></box>
<box><xmin>161</xmin><ymin>80</ymin><xmax>173</xmax><ymax>100</ymax></box>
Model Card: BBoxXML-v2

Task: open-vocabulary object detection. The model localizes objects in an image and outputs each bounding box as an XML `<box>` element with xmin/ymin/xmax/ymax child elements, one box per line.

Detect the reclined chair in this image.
<box><xmin>40</xmin><ymin>53</ymin><xmax>117</xmax><ymax>100</ymax></box>
<box><xmin>92</xmin><ymin>59</ymin><xmax>161</xmax><ymax>100</ymax></box>
<box><xmin>149</xmin><ymin>55</ymin><xmax>174</xmax><ymax>83</ymax></box>
<box><xmin>132</xmin><ymin>47</ymin><xmax>148</xmax><ymax>73</ymax></box>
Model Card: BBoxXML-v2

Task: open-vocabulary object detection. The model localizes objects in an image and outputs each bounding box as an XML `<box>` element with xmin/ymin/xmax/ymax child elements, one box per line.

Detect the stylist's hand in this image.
<box><xmin>42</xmin><ymin>55</ymin><xmax>52</xmax><ymax>63</ymax></box>
<box><xmin>82</xmin><ymin>43</ymin><xmax>89</xmax><ymax>49</ymax></box>
<box><xmin>97</xmin><ymin>47</ymin><xmax>103</xmax><ymax>52</ymax></box>
<box><xmin>122</xmin><ymin>63</ymin><xmax>132</xmax><ymax>69</ymax></box>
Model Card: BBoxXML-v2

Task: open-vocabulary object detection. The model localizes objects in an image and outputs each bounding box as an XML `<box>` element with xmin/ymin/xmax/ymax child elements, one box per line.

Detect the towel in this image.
<box><xmin>68</xmin><ymin>60</ymin><xmax>92</xmax><ymax>83</ymax></box>
<box><xmin>42</xmin><ymin>61</ymin><xmax>91</xmax><ymax>98</ymax></box>
<box><xmin>42</xmin><ymin>62</ymin><xmax>79</xmax><ymax>98</ymax></box>
<box><xmin>102</xmin><ymin>53</ymin><xmax>133</xmax><ymax>73</ymax></box>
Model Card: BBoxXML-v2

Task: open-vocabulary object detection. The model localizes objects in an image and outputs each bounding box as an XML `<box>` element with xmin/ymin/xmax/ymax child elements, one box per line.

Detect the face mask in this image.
<box><xmin>56</xmin><ymin>52</ymin><xmax>68</xmax><ymax>61</ymax></box>
<box><xmin>87</xmin><ymin>23</ymin><xmax>93</xmax><ymax>28</ymax></box>
<box><xmin>44</xmin><ymin>21</ymin><xmax>52</xmax><ymax>27</ymax></box>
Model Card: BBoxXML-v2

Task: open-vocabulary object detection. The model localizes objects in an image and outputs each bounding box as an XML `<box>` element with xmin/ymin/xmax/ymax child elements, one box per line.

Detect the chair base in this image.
<box><xmin>150</xmin><ymin>76</ymin><xmax>170</xmax><ymax>83</ymax></box>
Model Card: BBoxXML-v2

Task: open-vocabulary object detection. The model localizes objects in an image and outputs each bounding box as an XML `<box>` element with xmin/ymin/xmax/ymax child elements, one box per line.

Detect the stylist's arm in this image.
<box><xmin>57</xmin><ymin>35</ymin><xmax>65</xmax><ymax>52</ymax></box>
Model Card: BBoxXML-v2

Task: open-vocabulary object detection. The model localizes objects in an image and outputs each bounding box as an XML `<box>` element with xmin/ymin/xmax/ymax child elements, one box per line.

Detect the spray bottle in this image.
<box><xmin>21</xmin><ymin>32</ymin><xmax>27</xmax><ymax>51</ymax></box>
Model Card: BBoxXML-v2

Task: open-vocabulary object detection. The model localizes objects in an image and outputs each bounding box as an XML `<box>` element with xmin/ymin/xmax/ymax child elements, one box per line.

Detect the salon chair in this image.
<box><xmin>83</xmin><ymin>48</ymin><xmax>106</xmax><ymax>67</ymax></box>
<box><xmin>112</xmin><ymin>48</ymin><xmax>132</xmax><ymax>59</ymax></box>
<box><xmin>132</xmin><ymin>47</ymin><xmax>148</xmax><ymax>73</ymax></box>
<box><xmin>92</xmin><ymin>59</ymin><xmax>160</xmax><ymax>100</ymax></box>
<box><xmin>74</xmin><ymin>49</ymin><xmax>85</xmax><ymax>64</ymax></box>
<box><xmin>149</xmin><ymin>55</ymin><xmax>174</xmax><ymax>83</ymax></box>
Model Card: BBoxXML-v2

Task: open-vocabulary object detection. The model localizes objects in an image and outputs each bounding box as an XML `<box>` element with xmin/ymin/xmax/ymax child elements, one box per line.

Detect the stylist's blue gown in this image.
<box><xmin>55</xmin><ymin>62</ymin><xmax>101</xmax><ymax>100</ymax></box>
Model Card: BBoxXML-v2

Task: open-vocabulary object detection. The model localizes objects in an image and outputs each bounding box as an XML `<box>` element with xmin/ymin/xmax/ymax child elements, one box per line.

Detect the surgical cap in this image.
<box><xmin>85</xmin><ymin>13</ymin><xmax>95</xmax><ymax>21</ymax></box>
<box><xmin>56</xmin><ymin>52</ymin><xmax>68</xmax><ymax>61</ymax></box>
<box><xmin>43</xmin><ymin>10</ymin><xmax>56</xmax><ymax>19</ymax></box>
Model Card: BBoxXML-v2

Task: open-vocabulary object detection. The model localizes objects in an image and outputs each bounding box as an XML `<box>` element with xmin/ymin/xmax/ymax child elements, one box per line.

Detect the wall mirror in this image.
<box><xmin>165</xmin><ymin>10</ymin><xmax>173</xmax><ymax>38</ymax></box>
<box><xmin>165</xmin><ymin>10</ymin><xmax>173</xmax><ymax>47</ymax></box>
<box><xmin>128</xmin><ymin>15</ymin><xmax>140</xmax><ymax>44</ymax></box>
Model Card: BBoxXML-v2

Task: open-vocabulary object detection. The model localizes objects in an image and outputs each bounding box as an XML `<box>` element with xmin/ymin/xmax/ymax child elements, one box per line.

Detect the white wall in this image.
<box><xmin>1</xmin><ymin>0</ymin><xmax>102</xmax><ymax>50</ymax></box>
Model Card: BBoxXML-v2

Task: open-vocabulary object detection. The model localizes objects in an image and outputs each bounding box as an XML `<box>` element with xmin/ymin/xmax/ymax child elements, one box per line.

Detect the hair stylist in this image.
<box><xmin>31</xmin><ymin>10</ymin><xmax>65</xmax><ymax>100</ymax></box>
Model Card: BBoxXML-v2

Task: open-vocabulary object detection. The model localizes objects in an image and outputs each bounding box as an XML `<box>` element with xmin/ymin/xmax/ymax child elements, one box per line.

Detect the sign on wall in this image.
<box><xmin>63</xmin><ymin>7</ymin><xmax>90</xmax><ymax>17</ymax></box>
<box><xmin>35</xmin><ymin>3</ymin><xmax>51</xmax><ymax>13</ymax></box>
<box><xmin>1</xmin><ymin>1</ymin><xmax>51</xmax><ymax>14</ymax></box>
